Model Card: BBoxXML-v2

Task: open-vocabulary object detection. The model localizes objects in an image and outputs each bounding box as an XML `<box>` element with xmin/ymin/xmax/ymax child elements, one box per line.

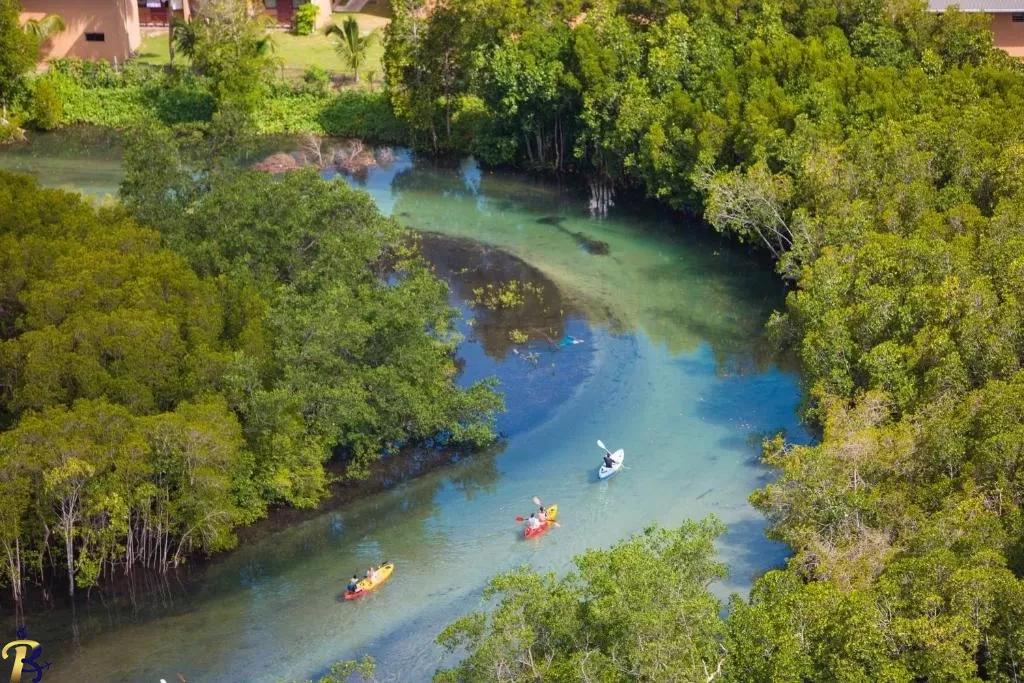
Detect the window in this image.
<box><xmin>84</xmin><ymin>32</ymin><xmax>105</xmax><ymax>42</ymax></box>
<box><xmin>1011</xmin><ymin>13</ymin><xmax>1024</xmax><ymax>22</ymax></box>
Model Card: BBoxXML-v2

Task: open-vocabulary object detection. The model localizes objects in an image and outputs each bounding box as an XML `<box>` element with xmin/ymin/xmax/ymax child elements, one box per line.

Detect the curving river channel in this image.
<box><xmin>0</xmin><ymin>131</ymin><xmax>810</xmax><ymax>682</ymax></box>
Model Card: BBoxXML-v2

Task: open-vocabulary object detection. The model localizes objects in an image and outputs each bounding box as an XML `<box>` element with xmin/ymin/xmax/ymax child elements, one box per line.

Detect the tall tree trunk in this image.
<box><xmin>2</xmin><ymin>538</ymin><xmax>23</xmax><ymax>611</ymax></box>
<box><xmin>64</xmin><ymin>523</ymin><xmax>75</xmax><ymax>596</ymax></box>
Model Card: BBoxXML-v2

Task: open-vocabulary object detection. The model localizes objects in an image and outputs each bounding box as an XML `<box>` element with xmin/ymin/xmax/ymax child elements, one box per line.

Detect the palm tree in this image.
<box><xmin>22</xmin><ymin>13</ymin><xmax>65</xmax><ymax>41</ymax></box>
<box><xmin>326</xmin><ymin>17</ymin><xmax>376</xmax><ymax>82</ymax></box>
<box><xmin>171</xmin><ymin>17</ymin><xmax>198</xmax><ymax>63</ymax></box>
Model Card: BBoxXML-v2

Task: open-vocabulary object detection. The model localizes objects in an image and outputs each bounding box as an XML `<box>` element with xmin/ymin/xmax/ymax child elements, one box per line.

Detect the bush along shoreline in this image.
<box><xmin>30</xmin><ymin>59</ymin><xmax>407</xmax><ymax>143</ymax></box>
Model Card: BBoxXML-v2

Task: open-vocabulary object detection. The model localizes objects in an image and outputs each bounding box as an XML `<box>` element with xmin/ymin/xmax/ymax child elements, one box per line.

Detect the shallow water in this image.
<box><xmin>0</xmin><ymin>133</ymin><xmax>809</xmax><ymax>682</ymax></box>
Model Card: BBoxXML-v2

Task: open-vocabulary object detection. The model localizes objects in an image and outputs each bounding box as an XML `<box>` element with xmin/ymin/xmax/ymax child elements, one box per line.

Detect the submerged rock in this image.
<box><xmin>536</xmin><ymin>214</ymin><xmax>610</xmax><ymax>255</ymax></box>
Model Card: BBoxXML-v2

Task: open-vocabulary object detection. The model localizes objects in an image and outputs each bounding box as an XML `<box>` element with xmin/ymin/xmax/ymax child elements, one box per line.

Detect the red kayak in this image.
<box><xmin>523</xmin><ymin>504</ymin><xmax>558</xmax><ymax>539</ymax></box>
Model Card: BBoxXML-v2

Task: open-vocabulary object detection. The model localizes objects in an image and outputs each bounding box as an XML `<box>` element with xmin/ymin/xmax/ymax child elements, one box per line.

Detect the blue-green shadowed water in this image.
<box><xmin>0</xmin><ymin>134</ymin><xmax>810</xmax><ymax>682</ymax></box>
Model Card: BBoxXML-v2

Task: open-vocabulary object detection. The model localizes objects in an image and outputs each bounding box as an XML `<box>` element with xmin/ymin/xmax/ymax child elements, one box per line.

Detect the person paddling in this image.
<box><xmin>526</xmin><ymin>513</ymin><xmax>541</xmax><ymax>530</ymax></box>
<box><xmin>366</xmin><ymin>565</ymin><xmax>377</xmax><ymax>582</ymax></box>
<box><xmin>603</xmin><ymin>452</ymin><xmax>615</xmax><ymax>469</ymax></box>
<box><xmin>537</xmin><ymin>506</ymin><xmax>547</xmax><ymax>523</ymax></box>
<box><xmin>347</xmin><ymin>574</ymin><xmax>361</xmax><ymax>593</ymax></box>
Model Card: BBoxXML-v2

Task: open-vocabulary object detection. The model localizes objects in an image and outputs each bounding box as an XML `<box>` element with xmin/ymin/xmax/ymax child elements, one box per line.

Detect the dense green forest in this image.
<box><xmin>2</xmin><ymin>0</ymin><xmax>1024</xmax><ymax>675</ymax></box>
<box><xmin>383</xmin><ymin>0</ymin><xmax>1024</xmax><ymax>679</ymax></box>
<box><xmin>0</xmin><ymin>153</ymin><xmax>500</xmax><ymax>604</ymax></box>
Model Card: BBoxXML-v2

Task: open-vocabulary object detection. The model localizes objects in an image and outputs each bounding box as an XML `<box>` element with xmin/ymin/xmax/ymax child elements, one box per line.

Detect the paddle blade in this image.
<box><xmin>596</xmin><ymin>439</ymin><xmax>606</xmax><ymax>450</ymax></box>
<box><xmin>532</xmin><ymin>496</ymin><xmax>542</xmax><ymax>506</ymax></box>
<box><xmin>515</xmin><ymin>516</ymin><xmax>525</xmax><ymax>522</ymax></box>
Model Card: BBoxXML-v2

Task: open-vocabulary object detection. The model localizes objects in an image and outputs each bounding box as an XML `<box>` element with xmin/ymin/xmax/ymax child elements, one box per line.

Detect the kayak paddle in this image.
<box><xmin>531</xmin><ymin>496</ymin><xmax>560</xmax><ymax>527</ymax></box>
<box><xmin>597</xmin><ymin>439</ymin><xmax>613</xmax><ymax>456</ymax></box>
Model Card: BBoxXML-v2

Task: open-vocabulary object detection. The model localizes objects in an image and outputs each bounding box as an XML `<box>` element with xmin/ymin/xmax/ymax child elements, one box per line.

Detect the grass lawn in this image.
<box><xmin>136</xmin><ymin>13</ymin><xmax>387</xmax><ymax>81</ymax></box>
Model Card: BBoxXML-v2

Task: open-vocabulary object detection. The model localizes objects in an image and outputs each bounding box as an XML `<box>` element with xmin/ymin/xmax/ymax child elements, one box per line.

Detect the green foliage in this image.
<box><xmin>470</xmin><ymin>281</ymin><xmax>542</xmax><ymax>310</ymax></box>
<box><xmin>293</xmin><ymin>2</ymin><xmax>318</xmax><ymax>37</ymax></box>
<box><xmin>36</xmin><ymin>59</ymin><xmax>400</xmax><ymax>142</ymax></box>
<box><xmin>406</xmin><ymin>0</ymin><xmax>1024</xmax><ymax>679</ymax></box>
<box><xmin>301</xmin><ymin>65</ymin><xmax>332</xmax><ymax>96</ymax></box>
<box><xmin>0</xmin><ymin>115</ymin><xmax>24</xmax><ymax>143</ymax></box>
<box><xmin>250</xmin><ymin>90</ymin><xmax>405</xmax><ymax>141</ymax></box>
<box><xmin>507</xmin><ymin>329</ymin><xmax>528</xmax><ymax>344</ymax></box>
<box><xmin>0</xmin><ymin>152</ymin><xmax>501</xmax><ymax>602</ymax></box>
<box><xmin>314</xmin><ymin>90</ymin><xmax>404</xmax><ymax>141</ymax></box>
<box><xmin>0</xmin><ymin>0</ymin><xmax>38</xmax><ymax>114</ymax></box>
<box><xmin>327</xmin><ymin>17</ymin><xmax>379</xmax><ymax>80</ymax></box>
<box><xmin>180</xmin><ymin>0</ymin><xmax>276</xmax><ymax>115</ymax></box>
<box><xmin>119</xmin><ymin>126</ymin><xmax>501</xmax><ymax>492</ymax></box>
<box><xmin>0</xmin><ymin>171</ymin><xmax>252</xmax><ymax>597</ymax></box>
<box><xmin>42</xmin><ymin>61</ymin><xmax>214</xmax><ymax>128</ymax></box>
<box><xmin>21</xmin><ymin>12</ymin><xmax>64</xmax><ymax>41</ymax></box>
<box><xmin>436</xmin><ymin>520</ymin><xmax>727</xmax><ymax>682</ymax></box>
<box><xmin>30</xmin><ymin>77</ymin><xmax>62</xmax><ymax>130</ymax></box>
<box><xmin>288</xmin><ymin>656</ymin><xmax>377</xmax><ymax>683</ymax></box>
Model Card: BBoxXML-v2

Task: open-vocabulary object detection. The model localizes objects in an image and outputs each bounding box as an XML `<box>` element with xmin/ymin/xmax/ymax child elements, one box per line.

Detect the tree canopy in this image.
<box><xmin>436</xmin><ymin>520</ymin><xmax>728</xmax><ymax>682</ymax></box>
<box><xmin>0</xmin><ymin>0</ymin><xmax>40</xmax><ymax>117</ymax></box>
<box><xmin>401</xmin><ymin>0</ymin><xmax>1024</xmax><ymax>678</ymax></box>
<box><xmin>0</xmin><ymin>157</ymin><xmax>501</xmax><ymax>604</ymax></box>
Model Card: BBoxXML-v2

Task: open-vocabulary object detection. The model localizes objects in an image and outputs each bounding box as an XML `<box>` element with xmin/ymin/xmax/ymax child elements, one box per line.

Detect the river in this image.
<box><xmin>0</xmin><ymin>131</ymin><xmax>809</xmax><ymax>682</ymax></box>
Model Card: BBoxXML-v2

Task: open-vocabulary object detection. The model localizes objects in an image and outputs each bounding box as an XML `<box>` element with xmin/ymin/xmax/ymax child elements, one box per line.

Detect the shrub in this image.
<box><xmin>302</xmin><ymin>65</ymin><xmax>331</xmax><ymax>96</ymax></box>
<box><xmin>145</xmin><ymin>83</ymin><xmax>216</xmax><ymax>124</ymax></box>
<box><xmin>317</xmin><ymin>91</ymin><xmax>405</xmax><ymax>142</ymax></box>
<box><xmin>293</xmin><ymin>3</ymin><xmax>318</xmax><ymax>36</ymax></box>
<box><xmin>0</xmin><ymin>116</ymin><xmax>26</xmax><ymax>144</ymax></box>
<box><xmin>47</xmin><ymin>72</ymin><xmax>148</xmax><ymax>128</ymax></box>
<box><xmin>49</xmin><ymin>58</ymin><xmax>121</xmax><ymax>87</ymax></box>
<box><xmin>31</xmin><ymin>79</ymin><xmax>63</xmax><ymax>130</ymax></box>
<box><xmin>31</xmin><ymin>57</ymin><xmax>401</xmax><ymax>142</ymax></box>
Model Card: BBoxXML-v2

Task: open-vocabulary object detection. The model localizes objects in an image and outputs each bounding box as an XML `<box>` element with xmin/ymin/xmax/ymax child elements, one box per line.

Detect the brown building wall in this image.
<box><xmin>21</xmin><ymin>0</ymin><xmax>141</xmax><ymax>63</ymax></box>
<box><xmin>991</xmin><ymin>13</ymin><xmax>1024</xmax><ymax>58</ymax></box>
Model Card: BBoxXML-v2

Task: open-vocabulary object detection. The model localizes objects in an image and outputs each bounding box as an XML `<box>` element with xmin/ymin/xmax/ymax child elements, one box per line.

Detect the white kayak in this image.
<box><xmin>598</xmin><ymin>449</ymin><xmax>625</xmax><ymax>479</ymax></box>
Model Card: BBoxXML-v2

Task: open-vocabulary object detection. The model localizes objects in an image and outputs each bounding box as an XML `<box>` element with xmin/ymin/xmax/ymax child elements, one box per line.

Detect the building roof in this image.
<box><xmin>928</xmin><ymin>0</ymin><xmax>1024</xmax><ymax>11</ymax></box>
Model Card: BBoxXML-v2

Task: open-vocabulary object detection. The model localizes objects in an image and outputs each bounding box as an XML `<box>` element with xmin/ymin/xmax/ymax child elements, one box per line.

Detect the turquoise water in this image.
<box><xmin>0</xmin><ymin>134</ymin><xmax>809</xmax><ymax>682</ymax></box>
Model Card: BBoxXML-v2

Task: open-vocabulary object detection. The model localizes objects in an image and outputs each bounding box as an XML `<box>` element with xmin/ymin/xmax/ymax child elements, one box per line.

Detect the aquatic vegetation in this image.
<box><xmin>470</xmin><ymin>280</ymin><xmax>544</xmax><ymax>310</ymax></box>
<box><xmin>507</xmin><ymin>329</ymin><xmax>529</xmax><ymax>344</ymax></box>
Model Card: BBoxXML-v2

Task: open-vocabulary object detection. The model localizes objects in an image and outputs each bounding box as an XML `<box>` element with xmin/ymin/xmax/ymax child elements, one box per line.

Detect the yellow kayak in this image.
<box><xmin>524</xmin><ymin>504</ymin><xmax>558</xmax><ymax>538</ymax></box>
<box><xmin>344</xmin><ymin>562</ymin><xmax>394</xmax><ymax>600</ymax></box>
